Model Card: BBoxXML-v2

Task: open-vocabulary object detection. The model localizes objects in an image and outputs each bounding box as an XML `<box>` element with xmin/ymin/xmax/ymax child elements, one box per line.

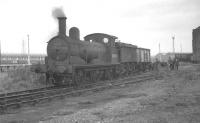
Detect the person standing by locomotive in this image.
<box><xmin>154</xmin><ymin>58</ymin><xmax>159</xmax><ymax>72</ymax></box>
<box><xmin>174</xmin><ymin>58</ymin><xmax>179</xmax><ymax>70</ymax></box>
<box><xmin>168</xmin><ymin>57</ymin><xmax>172</xmax><ymax>70</ymax></box>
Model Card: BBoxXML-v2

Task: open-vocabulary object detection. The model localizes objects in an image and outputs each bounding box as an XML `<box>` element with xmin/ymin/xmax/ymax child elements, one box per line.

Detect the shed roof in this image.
<box><xmin>84</xmin><ymin>33</ymin><xmax>118</xmax><ymax>40</ymax></box>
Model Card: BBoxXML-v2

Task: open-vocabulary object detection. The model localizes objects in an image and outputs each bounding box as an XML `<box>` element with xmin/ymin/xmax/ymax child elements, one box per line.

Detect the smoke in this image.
<box><xmin>52</xmin><ymin>7</ymin><xmax>66</xmax><ymax>18</ymax></box>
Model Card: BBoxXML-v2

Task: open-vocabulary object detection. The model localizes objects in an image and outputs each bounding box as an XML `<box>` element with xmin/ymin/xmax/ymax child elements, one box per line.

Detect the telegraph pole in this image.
<box><xmin>159</xmin><ymin>42</ymin><xmax>161</xmax><ymax>61</ymax></box>
<box><xmin>172</xmin><ymin>36</ymin><xmax>175</xmax><ymax>54</ymax></box>
<box><xmin>22</xmin><ymin>39</ymin><xmax>25</xmax><ymax>54</ymax></box>
<box><xmin>0</xmin><ymin>40</ymin><xmax>1</xmax><ymax>65</ymax></box>
<box><xmin>159</xmin><ymin>43</ymin><xmax>161</xmax><ymax>54</ymax></box>
<box><xmin>180</xmin><ymin>43</ymin><xmax>182</xmax><ymax>53</ymax></box>
<box><xmin>27</xmin><ymin>35</ymin><xmax>31</xmax><ymax>65</ymax></box>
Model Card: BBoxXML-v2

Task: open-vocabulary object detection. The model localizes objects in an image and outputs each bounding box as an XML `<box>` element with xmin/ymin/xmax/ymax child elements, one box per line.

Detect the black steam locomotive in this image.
<box><xmin>38</xmin><ymin>16</ymin><xmax>151</xmax><ymax>86</ymax></box>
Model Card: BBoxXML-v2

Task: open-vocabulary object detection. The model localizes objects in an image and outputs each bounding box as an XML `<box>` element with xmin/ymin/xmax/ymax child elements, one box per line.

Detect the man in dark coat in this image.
<box><xmin>168</xmin><ymin>57</ymin><xmax>173</xmax><ymax>70</ymax></box>
<box><xmin>174</xmin><ymin>58</ymin><xmax>179</xmax><ymax>70</ymax></box>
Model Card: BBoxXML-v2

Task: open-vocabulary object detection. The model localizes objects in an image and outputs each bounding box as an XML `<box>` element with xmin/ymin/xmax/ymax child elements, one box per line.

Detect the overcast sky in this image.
<box><xmin>0</xmin><ymin>0</ymin><xmax>200</xmax><ymax>55</ymax></box>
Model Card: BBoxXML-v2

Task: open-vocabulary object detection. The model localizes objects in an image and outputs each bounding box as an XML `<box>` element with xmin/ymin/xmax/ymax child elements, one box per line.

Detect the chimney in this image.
<box><xmin>58</xmin><ymin>17</ymin><xmax>67</xmax><ymax>36</ymax></box>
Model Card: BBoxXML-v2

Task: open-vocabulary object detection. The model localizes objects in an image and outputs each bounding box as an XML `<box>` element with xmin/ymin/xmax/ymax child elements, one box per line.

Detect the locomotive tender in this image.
<box><xmin>43</xmin><ymin>16</ymin><xmax>151</xmax><ymax>85</ymax></box>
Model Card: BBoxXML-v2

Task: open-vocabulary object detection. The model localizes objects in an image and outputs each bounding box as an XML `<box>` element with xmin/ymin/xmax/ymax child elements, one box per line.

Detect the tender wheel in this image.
<box><xmin>46</xmin><ymin>73</ymin><xmax>56</xmax><ymax>85</ymax></box>
<box><xmin>105</xmin><ymin>69</ymin><xmax>112</xmax><ymax>80</ymax></box>
<box><xmin>90</xmin><ymin>70</ymin><xmax>97</xmax><ymax>82</ymax></box>
<box><xmin>49</xmin><ymin>76</ymin><xmax>56</xmax><ymax>85</ymax></box>
<box><xmin>75</xmin><ymin>70</ymin><xmax>84</xmax><ymax>85</ymax></box>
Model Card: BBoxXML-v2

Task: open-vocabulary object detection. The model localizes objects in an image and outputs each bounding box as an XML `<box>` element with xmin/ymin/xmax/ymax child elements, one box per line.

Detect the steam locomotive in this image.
<box><xmin>38</xmin><ymin>17</ymin><xmax>151</xmax><ymax>86</ymax></box>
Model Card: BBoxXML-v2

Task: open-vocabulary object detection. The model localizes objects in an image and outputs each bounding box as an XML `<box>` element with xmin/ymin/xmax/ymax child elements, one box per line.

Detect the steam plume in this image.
<box><xmin>52</xmin><ymin>7</ymin><xmax>66</xmax><ymax>18</ymax></box>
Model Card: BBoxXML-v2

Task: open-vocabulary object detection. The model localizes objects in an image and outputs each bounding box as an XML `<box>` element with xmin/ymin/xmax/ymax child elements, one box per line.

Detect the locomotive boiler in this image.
<box><xmin>45</xmin><ymin>17</ymin><xmax>117</xmax><ymax>85</ymax></box>
<box><xmin>41</xmin><ymin>15</ymin><xmax>151</xmax><ymax>86</ymax></box>
<box><xmin>47</xmin><ymin>18</ymin><xmax>107</xmax><ymax>72</ymax></box>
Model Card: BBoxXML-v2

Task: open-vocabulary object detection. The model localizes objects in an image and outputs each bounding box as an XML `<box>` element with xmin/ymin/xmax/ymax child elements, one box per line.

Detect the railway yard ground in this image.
<box><xmin>1</xmin><ymin>64</ymin><xmax>200</xmax><ymax>123</ymax></box>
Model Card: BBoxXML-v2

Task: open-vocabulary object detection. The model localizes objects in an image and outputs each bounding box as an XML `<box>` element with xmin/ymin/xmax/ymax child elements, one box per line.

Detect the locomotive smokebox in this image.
<box><xmin>58</xmin><ymin>17</ymin><xmax>67</xmax><ymax>36</ymax></box>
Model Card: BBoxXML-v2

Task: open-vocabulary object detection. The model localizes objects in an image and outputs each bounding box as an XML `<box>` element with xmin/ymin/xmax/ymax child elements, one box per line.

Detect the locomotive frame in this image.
<box><xmin>39</xmin><ymin>16</ymin><xmax>152</xmax><ymax>86</ymax></box>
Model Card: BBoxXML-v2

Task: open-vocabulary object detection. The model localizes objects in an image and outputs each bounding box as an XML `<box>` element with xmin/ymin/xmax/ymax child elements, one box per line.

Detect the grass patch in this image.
<box><xmin>184</xmin><ymin>72</ymin><xmax>200</xmax><ymax>81</ymax></box>
<box><xmin>196</xmin><ymin>65</ymin><xmax>200</xmax><ymax>71</ymax></box>
<box><xmin>0</xmin><ymin>66</ymin><xmax>48</xmax><ymax>93</ymax></box>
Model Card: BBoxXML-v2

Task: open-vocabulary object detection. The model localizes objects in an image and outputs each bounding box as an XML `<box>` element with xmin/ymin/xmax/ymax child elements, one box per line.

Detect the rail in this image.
<box><xmin>0</xmin><ymin>72</ymin><xmax>156</xmax><ymax>114</ymax></box>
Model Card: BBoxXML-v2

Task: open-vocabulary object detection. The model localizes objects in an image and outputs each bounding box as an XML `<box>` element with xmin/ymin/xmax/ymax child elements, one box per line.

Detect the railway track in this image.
<box><xmin>0</xmin><ymin>73</ymin><xmax>156</xmax><ymax>114</ymax></box>
<box><xmin>0</xmin><ymin>85</ymin><xmax>67</xmax><ymax>98</ymax></box>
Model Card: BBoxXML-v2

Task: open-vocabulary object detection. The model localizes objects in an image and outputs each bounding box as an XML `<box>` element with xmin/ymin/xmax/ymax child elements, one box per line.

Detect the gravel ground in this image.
<box><xmin>1</xmin><ymin>64</ymin><xmax>200</xmax><ymax>123</ymax></box>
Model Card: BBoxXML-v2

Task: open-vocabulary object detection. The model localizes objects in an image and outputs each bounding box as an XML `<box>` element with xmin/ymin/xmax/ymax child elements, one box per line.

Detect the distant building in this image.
<box><xmin>153</xmin><ymin>52</ymin><xmax>192</xmax><ymax>62</ymax></box>
<box><xmin>192</xmin><ymin>26</ymin><xmax>200</xmax><ymax>63</ymax></box>
<box><xmin>0</xmin><ymin>53</ymin><xmax>46</xmax><ymax>65</ymax></box>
